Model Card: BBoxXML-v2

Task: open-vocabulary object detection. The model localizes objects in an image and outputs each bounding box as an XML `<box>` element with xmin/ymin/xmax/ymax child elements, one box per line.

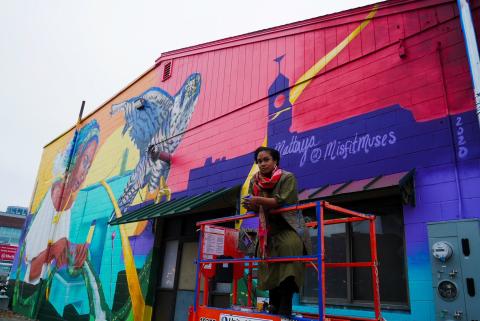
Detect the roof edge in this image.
<box><xmin>155</xmin><ymin>0</ymin><xmax>436</xmax><ymax>62</ymax></box>
<box><xmin>44</xmin><ymin>0</ymin><xmax>454</xmax><ymax>148</ymax></box>
<box><xmin>43</xmin><ymin>63</ymin><xmax>158</xmax><ymax>149</ymax></box>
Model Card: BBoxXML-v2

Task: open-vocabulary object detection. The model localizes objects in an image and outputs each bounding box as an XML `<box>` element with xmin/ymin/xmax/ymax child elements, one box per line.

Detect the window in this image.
<box><xmin>178</xmin><ymin>242</ymin><xmax>199</xmax><ymax>291</ymax></box>
<box><xmin>161</xmin><ymin>240</ymin><xmax>179</xmax><ymax>289</ymax></box>
<box><xmin>301</xmin><ymin>196</ymin><xmax>408</xmax><ymax>309</ymax></box>
<box><xmin>0</xmin><ymin>227</ymin><xmax>22</xmax><ymax>244</ymax></box>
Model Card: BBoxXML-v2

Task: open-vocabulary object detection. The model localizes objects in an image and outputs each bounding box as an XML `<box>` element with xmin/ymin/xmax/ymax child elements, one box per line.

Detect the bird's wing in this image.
<box><xmin>168</xmin><ymin>73</ymin><xmax>202</xmax><ymax>152</ymax></box>
<box><xmin>111</xmin><ymin>88</ymin><xmax>174</xmax><ymax>153</ymax></box>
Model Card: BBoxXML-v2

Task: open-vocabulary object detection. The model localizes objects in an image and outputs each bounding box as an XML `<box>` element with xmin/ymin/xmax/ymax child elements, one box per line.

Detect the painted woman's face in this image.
<box><xmin>68</xmin><ymin>141</ymin><xmax>98</xmax><ymax>192</ymax></box>
<box><xmin>256</xmin><ymin>151</ymin><xmax>277</xmax><ymax>177</ymax></box>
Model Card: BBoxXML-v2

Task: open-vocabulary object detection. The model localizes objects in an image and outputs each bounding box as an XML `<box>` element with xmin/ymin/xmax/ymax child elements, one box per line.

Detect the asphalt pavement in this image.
<box><xmin>0</xmin><ymin>310</ymin><xmax>36</xmax><ymax>321</ymax></box>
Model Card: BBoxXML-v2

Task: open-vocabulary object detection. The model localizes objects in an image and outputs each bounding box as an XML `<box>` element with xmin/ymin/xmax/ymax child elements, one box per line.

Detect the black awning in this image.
<box><xmin>298</xmin><ymin>170</ymin><xmax>415</xmax><ymax>205</ymax></box>
<box><xmin>109</xmin><ymin>185</ymin><xmax>241</xmax><ymax>225</ymax></box>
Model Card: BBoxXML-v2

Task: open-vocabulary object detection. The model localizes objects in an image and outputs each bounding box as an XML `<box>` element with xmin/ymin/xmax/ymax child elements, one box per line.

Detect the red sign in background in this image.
<box><xmin>0</xmin><ymin>245</ymin><xmax>18</xmax><ymax>262</ymax></box>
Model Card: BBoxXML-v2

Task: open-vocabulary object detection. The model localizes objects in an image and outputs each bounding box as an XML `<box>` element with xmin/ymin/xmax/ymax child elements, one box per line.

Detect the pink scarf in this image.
<box><xmin>253</xmin><ymin>167</ymin><xmax>282</xmax><ymax>258</ymax></box>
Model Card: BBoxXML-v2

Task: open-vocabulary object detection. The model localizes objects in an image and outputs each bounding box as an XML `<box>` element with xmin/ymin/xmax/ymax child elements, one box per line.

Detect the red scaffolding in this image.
<box><xmin>189</xmin><ymin>201</ymin><xmax>384</xmax><ymax>321</ymax></box>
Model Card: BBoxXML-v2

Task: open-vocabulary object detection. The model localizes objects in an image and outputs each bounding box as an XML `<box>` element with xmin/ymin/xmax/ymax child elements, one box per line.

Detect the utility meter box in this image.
<box><xmin>427</xmin><ymin>219</ymin><xmax>480</xmax><ymax>321</ymax></box>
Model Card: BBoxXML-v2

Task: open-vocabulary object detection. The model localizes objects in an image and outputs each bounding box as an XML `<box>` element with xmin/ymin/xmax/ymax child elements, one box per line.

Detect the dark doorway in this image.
<box><xmin>152</xmin><ymin>207</ymin><xmax>236</xmax><ymax>321</ymax></box>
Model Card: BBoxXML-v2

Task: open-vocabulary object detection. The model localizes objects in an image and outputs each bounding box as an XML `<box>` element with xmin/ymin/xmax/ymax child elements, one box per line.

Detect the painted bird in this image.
<box><xmin>110</xmin><ymin>73</ymin><xmax>201</xmax><ymax>215</ymax></box>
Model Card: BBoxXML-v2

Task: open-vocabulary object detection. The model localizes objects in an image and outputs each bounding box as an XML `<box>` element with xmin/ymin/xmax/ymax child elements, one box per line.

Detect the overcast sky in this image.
<box><xmin>0</xmin><ymin>0</ymin><xmax>379</xmax><ymax>212</ymax></box>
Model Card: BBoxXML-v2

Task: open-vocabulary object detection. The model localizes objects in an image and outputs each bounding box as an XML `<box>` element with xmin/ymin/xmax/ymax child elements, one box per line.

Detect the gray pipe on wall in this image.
<box><xmin>457</xmin><ymin>0</ymin><xmax>480</xmax><ymax>128</ymax></box>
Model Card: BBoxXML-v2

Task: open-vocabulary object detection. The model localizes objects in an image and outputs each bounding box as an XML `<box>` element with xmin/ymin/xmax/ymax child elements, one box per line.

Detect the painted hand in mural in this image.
<box><xmin>110</xmin><ymin>73</ymin><xmax>201</xmax><ymax>215</ymax></box>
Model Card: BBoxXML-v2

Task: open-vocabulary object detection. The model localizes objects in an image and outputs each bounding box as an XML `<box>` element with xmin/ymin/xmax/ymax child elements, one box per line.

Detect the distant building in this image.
<box><xmin>5</xmin><ymin>206</ymin><xmax>28</xmax><ymax>216</ymax></box>
<box><xmin>0</xmin><ymin>207</ymin><xmax>27</xmax><ymax>279</ymax></box>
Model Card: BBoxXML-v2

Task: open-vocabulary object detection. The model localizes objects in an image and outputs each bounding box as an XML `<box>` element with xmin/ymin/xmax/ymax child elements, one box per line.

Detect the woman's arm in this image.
<box><xmin>242</xmin><ymin>178</ymin><xmax>280</xmax><ymax>210</ymax></box>
<box><xmin>242</xmin><ymin>173</ymin><xmax>297</xmax><ymax>211</ymax></box>
<box><xmin>242</xmin><ymin>195</ymin><xmax>278</xmax><ymax>211</ymax></box>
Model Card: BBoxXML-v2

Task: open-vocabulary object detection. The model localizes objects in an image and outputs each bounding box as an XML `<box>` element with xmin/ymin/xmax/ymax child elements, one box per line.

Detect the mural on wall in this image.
<box><xmin>111</xmin><ymin>73</ymin><xmax>201</xmax><ymax>214</ymax></box>
<box><xmin>182</xmin><ymin>5</ymin><xmax>479</xmax><ymax>196</ymax></box>
<box><xmin>235</xmin><ymin>6</ymin><xmax>380</xmax><ymax>218</ymax></box>
<box><xmin>9</xmin><ymin>1</ymin><xmax>480</xmax><ymax>321</ymax></box>
<box><xmin>176</xmin><ymin>5</ymin><xmax>480</xmax><ymax>320</ymax></box>
<box><xmin>10</xmin><ymin>73</ymin><xmax>202</xmax><ymax>321</ymax></box>
<box><xmin>11</xmin><ymin>120</ymin><xmax>109</xmax><ymax>320</ymax></box>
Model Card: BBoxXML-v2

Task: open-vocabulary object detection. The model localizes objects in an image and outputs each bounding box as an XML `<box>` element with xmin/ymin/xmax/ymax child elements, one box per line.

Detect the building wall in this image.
<box><xmin>9</xmin><ymin>0</ymin><xmax>480</xmax><ymax>320</ymax></box>
<box><xmin>0</xmin><ymin>212</ymin><xmax>25</xmax><ymax>278</ymax></box>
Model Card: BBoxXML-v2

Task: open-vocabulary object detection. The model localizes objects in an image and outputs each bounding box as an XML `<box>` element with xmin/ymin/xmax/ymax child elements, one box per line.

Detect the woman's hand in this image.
<box><xmin>242</xmin><ymin>195</ymin><xmax>258</xmax><ymax>211</ymax></box>
<box><xmin>242</xmin><ymin>195</ymin><xmax>279</xmax><ymax>211</ymax></box>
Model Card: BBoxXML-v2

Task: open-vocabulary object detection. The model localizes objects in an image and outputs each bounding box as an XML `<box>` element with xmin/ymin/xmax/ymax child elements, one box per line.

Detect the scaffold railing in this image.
<box><xmin>189</xmin><ymin>201</ymin><xmax>384</xmax><ymax>321</ymax></box>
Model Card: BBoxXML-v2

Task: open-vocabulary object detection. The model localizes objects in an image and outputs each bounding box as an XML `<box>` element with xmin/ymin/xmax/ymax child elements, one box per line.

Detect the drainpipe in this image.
<box><xmin>457</xmin><ymin>0</ymin><xmax>480</xmax><ymax>128</ymax></box>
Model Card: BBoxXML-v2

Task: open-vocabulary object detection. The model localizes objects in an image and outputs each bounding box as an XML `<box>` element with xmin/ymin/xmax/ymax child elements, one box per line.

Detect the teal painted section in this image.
<box><xmin>48</xmin><ymin>175</ymin><xmax>131</xmax><ymax>315</ymax></box>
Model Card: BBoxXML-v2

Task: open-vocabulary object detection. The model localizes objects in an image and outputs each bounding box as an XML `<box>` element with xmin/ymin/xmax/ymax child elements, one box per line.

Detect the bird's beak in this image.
<box><xmin>110</xmin><ymin>103</ymin><xmax>126</xmax><ymax>116</ymax></box>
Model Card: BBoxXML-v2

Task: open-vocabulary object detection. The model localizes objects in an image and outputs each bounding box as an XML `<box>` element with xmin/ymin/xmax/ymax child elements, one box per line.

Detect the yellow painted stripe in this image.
<box><xmin>289</xmin><ymin>6</ymin><xmax>378</xmax><ymax>104</ymax></box>
<box><xmin>143</xmin><ymin>305</ymin><xmax>153</xmax><ymax>321</ymax></box>
<box><xmin>269</xmin><ymin>107</ymin><xmax>292</xmax><ymax>122</ymax></box>
<box><xmin>240</xmin><ymin>136</ymin><xmax>267</xmax><ymax>202</ymax></box>
<box><xmin>236</xmin><ymin>137</ymin><xmax>267</xmax><ymax>229</ymax></box>
<box><xmin>85</xmin><ymin>224</ymin><xmax>96</xmax><ymax>244</ymax></box>
<box><xmin>101</xmin><ymin>180</ymin><xmax>145</xmax><ymax>321</ymax></box>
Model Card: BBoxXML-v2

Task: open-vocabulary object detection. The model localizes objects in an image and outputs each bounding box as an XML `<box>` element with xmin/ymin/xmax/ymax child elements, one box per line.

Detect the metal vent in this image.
<box><xmin>162</xmin><ymin>60</ymin><xmax>172</xmax><ymax>81</ymax></box>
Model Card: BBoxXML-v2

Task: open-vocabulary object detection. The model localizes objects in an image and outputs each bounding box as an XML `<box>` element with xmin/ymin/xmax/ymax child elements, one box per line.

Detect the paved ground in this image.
<box><xmin>0</xmin><ymin>310</ymin><xmax>36</xmax><ymax>321</ymax></box>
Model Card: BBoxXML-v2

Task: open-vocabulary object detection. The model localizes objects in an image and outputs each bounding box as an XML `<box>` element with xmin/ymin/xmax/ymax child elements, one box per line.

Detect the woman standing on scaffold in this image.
<box><xmin>242</xmin><ymin>146</ymin><xmax>311</xmax><ymax>318</ymax></box>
